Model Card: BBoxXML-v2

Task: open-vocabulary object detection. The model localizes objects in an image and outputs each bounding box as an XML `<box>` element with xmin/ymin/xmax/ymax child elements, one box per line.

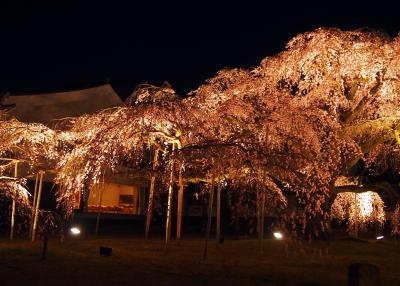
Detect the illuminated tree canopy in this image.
<box><xmin>331</xmin><ymin>191</ymin><xmax>385</xmax><ymax>234</ymax></box>
<box><xmin>0</xmin><ymin>179</ymin><xmax>30</xmax><ymax>208</ymax></box>
<box><xmin>2</xmin><ymin>28</ymin><xmax>400</xmax><ymax>237</ymax></box>
<box><xmin>43</xmin><ymin>28</ymin><xmax>400</xmax><ymax>233</ymax></box>
<box><xmin>391</xmin><ymin>203</ymin><xmax>400</xmax><ymax>237</ymax></box>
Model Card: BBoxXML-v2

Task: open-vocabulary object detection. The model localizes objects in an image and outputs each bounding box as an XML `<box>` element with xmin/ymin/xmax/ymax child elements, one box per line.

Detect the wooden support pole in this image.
<box><xmin>216</xmin><ymin>177</ymin><xmax>222</xmax><ymax>243</ymax></box>
<box><xmin>32</xmin><ymin>171</ymin><xmax>44</xmax><ymax>242</ymax></box>
<box><xmin>176</xmin><ymin>160</ymin><xmax>184</xmax><ymax>241</ymax></box>
<box><xmin>41</xmin><ymin>234</ymin><xmax>48</xmax><ymax>260</ymax></box>
<box><xmin>260</xmin><ymin>191</ymin><xmax>265</xmax><ymax>255</ymax></box>
<box><xmin>132</xmin><ymin>185</ymin><xmax>136</xmax><ymax>215</ymax></box>
<box><xmin>95</xmin><ymin>185</ymin><xmax>105</xmax><ymax>236</ymax></box>
<box><xmin>145</xmin><ymin>147</ymin><xmax>159</xmax><ymax>240</ymax></box>
<box><xmin>10</xmin><ymin>160</ymin><xmax>19</xmax><ymax>240</ymax></box>
<box><xmin>203</xmin><ymin>177</ymin><xmax>215</xmax><ymax>260</ymax></box>
<box><xmin>29</xmin><ymin>172</ymin><xmax>39</xmax><ymax>239</ymax></box>
<box><xmin>10</xmin><ymin>200</ymin><xmax>16</xmax><ymax>240</ymax></box>
<box><xmin>354</xmin><ymin>192</ymin><xmax>359</xmax><ymax>239</ymax></box>
<box><xmin>257</xmin><ymin>189</ymin><xmax>260</xmax><ymax>250</ymax></box>
<box><xmin>165</xmin><ymin>143</ymin><xmax>175</xmax><ymax>250</ymax></box>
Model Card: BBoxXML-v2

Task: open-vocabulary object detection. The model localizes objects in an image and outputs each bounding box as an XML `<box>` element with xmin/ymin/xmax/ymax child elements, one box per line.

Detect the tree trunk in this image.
<box><xmin>29</xmin><ymin>172</ymin><xmax>39</xmax><ymax>239</ymax></box>
<box><xmin>216</xmin><ymin>176</ymin><xmax>222</xmax><ymax>243</ymax></box>
<box><xmin>165</xmin><ymin>143</ymin><xmax>175</xmax><ymax>250</ymax></box>
<box><xmin>145</xmin><ymin>147</ymin><xmax>159</xmax><ymax>240</ymax></box>
<box><xmin>10</xmin><ymin>161</ymin><xmax>19</xmax><ymax>240</ymax></box>
<box><xmin>32</xmin><ymin>171</ymin><xmax>44</xmax><ymax>242</ymax></box>
<box><xmin>176</xmin><ymin>160</ymin><xmax>184</xmax><ymax>241</ymax></box>
<box><xmin>203</xmin><ymin>177</ymin><xmax>215</xmax><ymax>260</ymax></box>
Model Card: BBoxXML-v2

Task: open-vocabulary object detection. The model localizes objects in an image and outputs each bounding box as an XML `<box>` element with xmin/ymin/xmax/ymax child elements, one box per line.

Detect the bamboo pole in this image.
<box><xmin>145</xmin><ymin>147</ymin><xmax>159</xmax><ymax>239</ymax></box>
<box><xmin>10</xmin><ymin>160</ymin><xmax>19</xmax><ymax>240</ymax></box>
<box><xmin>95</xmin><ymin>185</ymin><xmax>105</xmax><ymax>236</ymax></box>
<box><xmin>29</xmin><ymin>172</ymin><xmax>39</xmax><ymax>239</ymax></box>
<box><xmin>165</xmin><ymin>143</ymin><xmax>175</xmax><ymax>250</ymax></box>
<box><xmin>176</xmin><ymin>160</ymin><xmax>184</xmax><ymax>241</ymax></box>
<box><xmin>203</xmin><ymin>177</ymin><xmax>215</xmax><ymax>260</ymax></box>
<box><xmin>32</xmin><ymin>171</ymin><xmax>44</xmax><ymax>242</ymax></box>
<box><xmin>216</xmin><ymin>176</ymin><xmax>222</xmax><ymax>243</ymax></box>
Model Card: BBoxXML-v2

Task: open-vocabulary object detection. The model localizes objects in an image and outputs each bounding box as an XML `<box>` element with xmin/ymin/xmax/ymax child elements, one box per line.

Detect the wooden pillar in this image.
<box><xmin>29</xmin><ymin>172</ymin><xmax>39</xmax><ymax>239</ymax></box>
<box><xmin>176</xmin><ymin>160</ymin><xmax>184</xmax><ymax>241</ymax></box>
<box><xmin>203</xmin><ymin>177</ymin><xmax>215</xmax><ymax>260</ymax></box>
<box><xmin>165</xmin><ymin>143</ymin><xmax>175</xmax><ymax>250</ymax></box>
<box><xmin>32</xmin><ymin>170</ymin><xmax>44</xmax><ymax>242</ymax></box>
<box><xmin>145</xmin><ymin>147</ymin><xmax>159</xmax><ymax>239</ymax></box>
<box><xmin>10</xmin><ymin>160</ymin><xmax>19</xmax><ymax>240</ymax></box>
<box><xmin>216</xmin><ymin>177</ymin><xmax>222</xmax><ymax>243</ymax></box>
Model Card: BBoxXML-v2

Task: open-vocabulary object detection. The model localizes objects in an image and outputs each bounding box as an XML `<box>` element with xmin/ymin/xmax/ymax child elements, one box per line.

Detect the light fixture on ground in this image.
<box><xmin>376</xmin><ymin>235</ymin><xmax>384</xmax><ymax>240</ymax></box>
<box><xmin>273</xmin><ymin>232</ymin><xmax>283</xmax><ymax>239</ymax></box>
<box><xmin>70</xmin><ymin>227</ymin><xmax>81</xmax><ymax>235</ymax></box>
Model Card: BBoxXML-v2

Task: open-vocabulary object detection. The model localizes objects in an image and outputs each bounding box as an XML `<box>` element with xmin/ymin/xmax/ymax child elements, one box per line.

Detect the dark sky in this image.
<box><xmin>1</xmin><ymin>1</ymin><xmax>399</xmax><ymax>99</ymax></box>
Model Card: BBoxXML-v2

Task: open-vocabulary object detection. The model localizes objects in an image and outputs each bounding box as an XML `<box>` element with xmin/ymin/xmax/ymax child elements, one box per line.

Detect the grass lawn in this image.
<box><xmin>0</xmin><ymin>236</ymin><xmax>399</xmax><ymax>286</ymax></box>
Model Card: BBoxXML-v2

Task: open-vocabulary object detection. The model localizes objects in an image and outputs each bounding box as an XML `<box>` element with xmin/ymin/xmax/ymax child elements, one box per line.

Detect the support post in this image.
<box><xmin>29</xmin><ymin>172</ymin><xmax>39</xmax><ymax>239</ymax></box>
<box><xmin>257</xmin><ymin>188</ymin><xmax>261</xmax><ymax>251</ymax></box>
<box><xmin>203</xmin><ymin>177</ymin><xmax>215</xmax><ymax>260</ymax></box>
<box><xmin>216</xmin><ymin>176</ymin><xmax>222</xmax><ymax>243</ymax></box>
<box><xmin>41</xmin><ymin>234</ymin><xmax>48</xmax><ymax>260</ymax></box>
<box><xmin>259</xmin><ymin>191</ymin><xmax>265</xmax><ymax>255</ymax></box>
<box><xmin>32</xmin><ymin>170</ymin><xmax>44</xmax><ymax>242</ymax></box>
<box><xmin>145</xmin><ymin>147</ymin><xmax>159</xmax><ymax>239</ymax></box>
<box><xmin>10</xmin><ymin>160</ymin><xmax>19</xmax><ymax>240</ymax></box>
<box><xmin>10</xmin><ymin>200</ymin><xmax>16</xmax><ymax>240</ymax></box>
<box><xmin>353</xmin><ymin>192</ymin><xmax>359</xmax><ymax>239</ymax></box>
<box><xmin>165</xmin><ymin>143</ymin><xmax>176</xmax><ymax>250</ymax></box>
<box><xmin>176</xmin><ymin>160</ymin><xmax>184</xmax><ymax>241</ymax></box>
<box><xmin>95</xmin><ymin>185</ymin><xmax>105</xmax><ymax>236</ymax></box>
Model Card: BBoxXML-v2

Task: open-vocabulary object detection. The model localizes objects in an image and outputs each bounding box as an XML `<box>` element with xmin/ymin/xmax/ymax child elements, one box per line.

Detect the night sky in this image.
<box><xmin>1</xmin><ymin>1</ymin><xmax>399</xmax><ymax>99</ymax></box>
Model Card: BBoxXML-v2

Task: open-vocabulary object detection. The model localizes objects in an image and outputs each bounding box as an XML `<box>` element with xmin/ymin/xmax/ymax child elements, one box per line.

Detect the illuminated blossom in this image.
<box><xmin>54</xmin><ymin>28</ymin><xmax>400</xmax><ymax>235</ymax></box>
<box><xmin>391</xmin><ymin>203</ymin><xmax>400</xmax><ymax>237</ymax></box>
<box><xmin>0</xmin><ymin>179</ymin><xmax>30</xmax><ymax>207</ymax></box>
<box><xmin>2</xmin><ymin>28</ymin><xmax>400</xmax><ymax>237</ymax></box>
<box><xmin>331</xmin><ymin>191</ymin><xmax>385</xmax><ymax>233</ymax></box>
<box><xmin>0</xmin><ymin>118</ymin><xmax>72</xmax><ymax>172</ymax></box>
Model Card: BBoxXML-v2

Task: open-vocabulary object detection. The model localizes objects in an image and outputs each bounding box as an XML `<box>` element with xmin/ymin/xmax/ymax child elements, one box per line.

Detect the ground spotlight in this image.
<box><xmin>70</xmin><ymin>227</ymin><xmax>81</xmax><ymax>235</ymax></box>
<box><xmin>273</xmin><ymin>232</ymin><xmax>283</xmax><ymax>239</ymax></box>
<box><xmin>376</xmin><ymin>235</ymin><xmax>384</xmax><ymax>240</ymax></box>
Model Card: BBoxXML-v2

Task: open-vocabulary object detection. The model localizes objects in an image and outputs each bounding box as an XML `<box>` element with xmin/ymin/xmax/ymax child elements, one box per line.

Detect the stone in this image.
<box><xmin>348</xmin><ymin>263</ymin><xmax>380</xmax><ymax>286</ymax></box>
<box><xmin>99</xmin><ymin>246</ymin><xmax>112</xmax><ymax>256</ymax></box>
